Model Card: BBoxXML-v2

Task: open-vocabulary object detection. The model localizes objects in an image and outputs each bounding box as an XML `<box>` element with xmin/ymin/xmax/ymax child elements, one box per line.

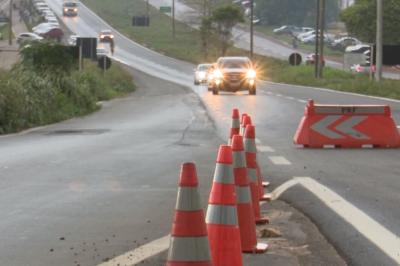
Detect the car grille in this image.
<box><xmin>225</xmin><ymin>72</ymin><xmax>245</xmax><ymax>81</ymax></box>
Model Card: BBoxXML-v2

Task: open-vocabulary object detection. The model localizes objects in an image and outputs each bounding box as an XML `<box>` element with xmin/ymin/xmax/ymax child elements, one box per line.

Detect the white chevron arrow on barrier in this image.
<box><xmin>311</xmin><ymin>116</ymin><xmax>370</xmax><ymax>139</ymax></box>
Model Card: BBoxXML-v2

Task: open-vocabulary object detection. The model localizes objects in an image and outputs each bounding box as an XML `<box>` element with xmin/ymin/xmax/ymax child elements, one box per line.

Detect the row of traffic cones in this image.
<box><xmin>167</xmin><ymin>108</ymin><xmax>270</xmax><ymax>266</ymax></box>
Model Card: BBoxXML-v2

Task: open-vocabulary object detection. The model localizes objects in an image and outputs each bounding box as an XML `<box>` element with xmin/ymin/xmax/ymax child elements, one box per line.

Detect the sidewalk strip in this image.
<box><xmin>269</xmin><ymin>177</ymin><xmax>400</xmax><ymax>264</ymax></box>
<box><xmin>97</xmin><ymin>235</ymin><xmax>170</xmax><ymax>266</ymax></box>
<box><xmin>268</xmin><ymin>156</ymin><xmax>291</xmax><ymax>165</ymax></box>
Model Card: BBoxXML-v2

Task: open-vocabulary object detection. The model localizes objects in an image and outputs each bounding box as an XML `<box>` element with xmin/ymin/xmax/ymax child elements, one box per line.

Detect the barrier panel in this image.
<box><xmin>294</xmin><ymin>100</ymin><xmax>400</xmax><ymax>148</ymax></box>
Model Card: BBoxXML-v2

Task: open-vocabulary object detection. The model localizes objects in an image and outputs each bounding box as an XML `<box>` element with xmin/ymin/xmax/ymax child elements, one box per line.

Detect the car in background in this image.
<box><xmin>209</xmin><ymin>57</ymin><xmax>257</xmax><ymax>95</ymax></box>
<box><xmin>305</xmin><ymin>53</ymin><xmax>325</xmax><ymax>67</ymax></box>
<box><xmin>17</xmin><ymin>32</ymin><xmax>43</xmax><ymax>44</ymax></box>
<box><xmin>194</xmin><ymin>63</ymin><xmax>213</xmax><ymax>85</ymax></box>
<box><xmin>330</xmin><ymin>37</ymin><xmax>361</xmax><ymax>51</ymax></box>
<box><xmin>350</xmin><ymin>64</ymin><xmax>376</xmax><ymax>74</ymax></box>
<box><xmin>273</xmin><ymin>25</ymin><xmax>300</xmax><ymax>35</ymax></box>
<box><xmin>99</xmin><ymin>29</ymin><xmax>114</xmax><ymax>42</ymax></box>
<box><xmin>63</xmin><ymin>1</ymin><xmax>78</xmax><ymax>16</ymax></box>
<box><xmin>345</xmin><ymin>44</ymin><xmax>370</xmax><ymax>54</ymax></box>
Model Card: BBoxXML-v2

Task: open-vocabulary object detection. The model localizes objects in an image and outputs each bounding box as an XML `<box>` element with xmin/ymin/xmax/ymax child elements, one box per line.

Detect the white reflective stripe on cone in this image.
<box><xmin>247</xmin><ymin>168</ymin><xmax>257</xmax><ymax>183</ymax></box>
<box><xmin>213</xmin><ymin>163</ymin><xmax>234</xmax><ymax>184</ymax></box>
<box><xmin>168</xmin><ymin>236</ymin><xmax>211</xmax><ymax>261</ymax></box>
<box><xmin>232</xmin><ymin>118</ymin><xmax>240</xmax><ymax>128</ymax></box>
<box><xmin>233</xmin><ymin>151</ymin><xmax>246</xmax><ymax>168</ymax></box>
<box><xmin>206</xmin><ymin>204</ymin><xmax>238</xmax><ymax>225</ymax></box>
<box><xmin>176</xmin><ymin>187</ymin><xmax>202</xmax><ymax>211</ymax></box>
<box><xmin>244</xmin><ymin>138</ymin><xmax>257</xmax><ymax>153</ymax></box>
<box><xmin>236</xmin><ymin>186</ymin><xmax>252</xmax><ymax>204</ymax></box>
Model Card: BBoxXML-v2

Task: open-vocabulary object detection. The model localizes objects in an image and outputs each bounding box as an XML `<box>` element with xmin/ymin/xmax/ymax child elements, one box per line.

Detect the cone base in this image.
<box><xmin>262</xmin><ymin>181</ymin><xmax>270</xmax><ymax>187</ymax></box>
<box><xmin>259</xmin><ymin>194</ymin><xmax>272</xmax><ymax>202</ymax></box>
<box><xmin>243</xmin><ymin>242</ymin><xmax>268</xmax><ymax>254</ymax></box>
<box><xmin>255</xmin><ymin>217</ymin><xmax>269</xmax><ymax>225</ymax></box>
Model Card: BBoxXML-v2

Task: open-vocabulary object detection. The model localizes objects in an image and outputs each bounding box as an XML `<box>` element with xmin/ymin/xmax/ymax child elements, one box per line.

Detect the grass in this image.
<box><xmin>0</xmin><ymin>24</ymin><xmax>12</xmax><ymax>41</ymax></box>
<box><xmin>81</xmin><ymin>0</ymin><xmax>400</xmax><ymax>100</ymax></box>
<box><xmin>0</xmin><ymin>58</ymin><xmax>135</xmax><ymax>134</ymax></box>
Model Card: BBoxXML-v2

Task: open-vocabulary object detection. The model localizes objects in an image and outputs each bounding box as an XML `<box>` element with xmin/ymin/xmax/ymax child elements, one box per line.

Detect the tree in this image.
<box><xmin>254</xmin><ymin>0</ymin><xmax>339</xmax><ymax>27</ymax></box>
<box><xmin>341</xmin><ymin>0</ymin><xmax>400</xmax><ymax>44</ymax></box>
<box><xmin>211</xmin><ymin>5</ymin><xmax>244</xmax><ymax>56</ymax></box>
<box><xmin>200</xmin><ymin>17</ymin><xmax>213</xmax><ymax>59</ymax></box>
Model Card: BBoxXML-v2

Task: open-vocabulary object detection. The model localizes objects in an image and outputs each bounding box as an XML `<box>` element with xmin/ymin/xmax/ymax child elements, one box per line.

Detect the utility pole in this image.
<box><xmin>318</xmin><ymin>0</ymin><xmax>326</xmax><ymax>78</ymax></box>
<box><xmin>314</xmin><ymin>0</ymin><xmax>320</xmax><ymax>78</ymax></box>
<box><xmin>250</xmin><ymin>0</ymin><xmax>254</xmax><ymax>58</ymax></box>
<box><xmin>9</xmin><ymin>0</ymin><xmax>13</xmax><ymax>45</ymax></box>
<box><xmin>172</xmin><ymin>0</ymin><xmax>175</xmax><ymax>38</ymax></box>
<box><xmin>375</xmin><ymin>0</ymin><xmax>383</xmax><ymax>82</ymax></box>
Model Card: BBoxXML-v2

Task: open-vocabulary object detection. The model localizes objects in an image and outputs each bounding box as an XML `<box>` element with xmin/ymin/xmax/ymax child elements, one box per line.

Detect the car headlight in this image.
<box><xmin>213</xmin><ymin>69</ymin><xmax>223</xmax><ymax>79</ymax></box>
<box><xmin>74</xmin><ymin>8</ymin><xmax>78</xmax><ymax>12</ymax></box>
<box><xmin>246</xmin><ymin>69</ymin><xmax>256</xmax><ymax>79</ymax></box>
<box><xmin>197</xmin><ymin>71</ymin><xmax>206</xmax><ymax>79</ymax></box>
<box><xmin>100</xmin><ymin>35</ymin><xmax>104</xmax><ymax>38</ymax></box>
<box><xmin>64</xmin><ymin>8</ymin><xmax>68</xmax><ymax>11</ymax></box>
<box><xmin>110</xmin><ymin>35</ymin><xmax>114</xmax><ymax>39</ymax></box>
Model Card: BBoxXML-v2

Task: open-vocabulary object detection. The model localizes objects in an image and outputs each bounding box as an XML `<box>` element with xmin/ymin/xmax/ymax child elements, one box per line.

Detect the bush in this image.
<box><xmin>0</xmin><ymin>43</ymin><xmax>135</xmax><ymax>134</ymax></box>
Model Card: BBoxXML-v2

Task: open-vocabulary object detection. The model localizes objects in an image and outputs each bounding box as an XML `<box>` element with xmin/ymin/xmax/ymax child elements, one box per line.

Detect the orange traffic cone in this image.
<box><xmin>240</xmin><ymin>114</ymin><xmax>249</xmax><ymax>135</ymax></box>
<box><xmin>244</xmin><ymin>125</ymin><xmax>269</xmax><ymax>225</ymax></box>
<box><xmin>206</xmin><ymin>145</ymin><xmax>243</xmax><ymax>266</ymax></box>
<box><xmin>167</xmin><ymin>163</ymin><xmax>213</xmax><ymax>266</ymax></box>
<box><xmin>229</xmin><ymin>109</ymin><xmax>240</xmax><ymax>144</ymax></box>
<box><xmin>257</xmin><ymin>163</ymin><xmax>271</xmax><ymax>199</ymax></box>
<box><xmin>231</xmin><ymin>135</ymin><xmax>268</xmax><ymax>253</ymax></box>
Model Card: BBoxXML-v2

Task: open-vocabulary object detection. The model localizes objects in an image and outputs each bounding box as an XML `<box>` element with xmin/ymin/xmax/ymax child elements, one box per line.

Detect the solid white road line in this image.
<box><xmin>255</xmin><ymin>138</ymin><xmax>262</xmax><ymax>144</ymax></box>
<box><xmin>269</xmin><ymin>177</ymin><xmax>400</xmax><ymax>264</ymax></box>
<box><xmin>98</xmin><ymin>235</ymin><xmax>170</xmax><ymax>266</ymax></box>
<box><xmin>268</xmin><ymin>156</ymin><xmax>292</xmax><ymax>165</ymax></box>
<box><xmin>285</xmin><ymin>96</ymin><xmax>296</xmax><ymax>100</ymax></box>
<box><xmin>276</xmin><ymin>94</ymin><xmax>283</xmax><ymax>97</ymax></box>
<box><xmin>257</xmin><ymin>145</ymin><xmax>275</xmax><ymax>153</ymax></box>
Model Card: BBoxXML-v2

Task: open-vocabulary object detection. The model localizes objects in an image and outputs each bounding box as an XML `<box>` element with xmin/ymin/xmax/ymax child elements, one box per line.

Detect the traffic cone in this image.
<box><xmin>257</xmin><ymin>163</ymin><xmax>271</xmax><ymax>198</ymax></box>
<box><xmin>240</xmin><ymin>114</ymin><xmax>252</xmax><ymax>136</ymax></box>
<box><xmin>229</xmin><ymin>108</ymin><xmax>240</xmax><ymax>144</ymax></box>
<box><xmin>206</xmin><ymin>145</ymin><xmax>243</xmax><ymax>266</ymax></box>
<box><xmin>231</xmin><ymin>135</ymin><xmax>268</xmax><ymax>253</ymax></box>
<box><xmin>166</xmin><ymin>163</ymin><xmax>213</xmax><ymax>266</ymax></box>
<box><xmin>240</xmin><ymin>114</ymin><xmax>249</xmax><ymax>135</ymax></box>
<box><xmin>244</xmin><ymin>125</ymin><xmax>269</xmax><ymax>225</ymax></box>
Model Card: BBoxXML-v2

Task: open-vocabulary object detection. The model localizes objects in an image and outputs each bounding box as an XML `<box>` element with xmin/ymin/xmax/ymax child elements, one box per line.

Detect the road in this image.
<box><xmin>1</xmin><ymin>0</ymin><xmax>400</xmax><ymax>265</ymax></box>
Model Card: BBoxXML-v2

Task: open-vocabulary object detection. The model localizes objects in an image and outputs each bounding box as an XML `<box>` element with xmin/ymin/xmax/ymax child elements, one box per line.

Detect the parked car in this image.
<box><xmin>305</xmin><ymin>53</ymin><xmax>325</xmax><ymax>67</ymax></box>
<box><xmin>39</xmin><ymin>27</ymin><xmax>64</xmax><ymax>42</ymax></box>
<box><xmin>17</xmin><ymin>32</ymin><xmax>43</xmax><ymax>44</ymax></box>
<box><xmin>273</xmin><ymin>25</ymin><xmax>299</xmax><ymax>35</ymax></box>
<box><xmin>193</xmin><ymin>63</ymin><xmax>213</xmax><ymax>85</ymax></box>
<box><xmin>209</xmin><ymin>57</ymin><xmax>257</xmax><ymax>95</ymax></box>
<box><xmin>33</xmin><ymin>23</ymin><xmax>58</xmax><ymax>35</ymax></box>
<box><xmin>345</xmin><ymin>44</ymin><xmax>371</xmax><ymax>54</ymax></box>
<box><xmin>330</xmin><ymin>37</ymin><xmax>361</xmax><ymax>51</ymax></box>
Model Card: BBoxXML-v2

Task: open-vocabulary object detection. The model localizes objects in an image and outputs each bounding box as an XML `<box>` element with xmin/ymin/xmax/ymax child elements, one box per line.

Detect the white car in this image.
<box><xmin>17</xmin><ymin>32</ymin><xmax>43</xmax><ymax>44</ymax></box>
<box><xmin>99</xmin><ymin>29</ymin><xmax>114</xmax><ymax>42</ymax></box>
<box><xmin>194</xmin><ymin>63</ymin><xmax>213</xmax><ymax>85</ymax></box>
<box><xmin>297</xmin><ymin>30</ymin><xmax>315</xmax><ymax>40</ymax></box>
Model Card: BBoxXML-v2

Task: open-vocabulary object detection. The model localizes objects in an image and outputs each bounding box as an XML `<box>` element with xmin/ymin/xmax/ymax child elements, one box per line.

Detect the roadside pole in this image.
<box><xmin>318</xmin><ymin>0</ymin><xmax>325</xmax><ymax>78</ymax></box>
<box><xmin>79</xmin><ymin>44</ymin><xmax>82</xmax><ymax>71</ymax></box>
<box><xmin>172</xmin><ymin>0</ymin><xmax>175</xmax><ymax>38</ymax></box>
<box><xmin>375</xmin><ymin>0</ymin><xmax>383</xmax><ymax>82</ymax></box>
<box><xmin>370</xmin><ymin>45</ymin><xmax>374</xmax><ymax>81</ymax></box>
<box><xmin>314</xmin><ymin>0</ymin><xmax>320</xmax><ymax>78</ymax></box>
<box><xmin>103</xmin><ymin>56</ymin><xmax>106</xmax><ymax>76</ymax></box>
<box><xmin>9</xmin><ymin>0</ymin><xmax>13</xmax><ymax>45</ymax></box>
<box><xmin>250</xmin><ymin>0</ymin><xmax>254</xmax><ymax>58</ymax></box>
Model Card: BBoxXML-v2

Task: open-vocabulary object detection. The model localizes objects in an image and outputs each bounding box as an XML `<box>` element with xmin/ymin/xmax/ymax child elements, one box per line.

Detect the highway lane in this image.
<box><xmin>33</xmin><ymin>1</ymin><xmax>400</xmax><ymax>265</ymax></box>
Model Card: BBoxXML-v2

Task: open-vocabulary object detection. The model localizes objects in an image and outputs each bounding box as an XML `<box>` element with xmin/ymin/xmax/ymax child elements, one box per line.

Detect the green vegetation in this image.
<box><xmin>81</xmin><ymin>0</ymin><xmax>400</xmax><ymax>100</ymax></box>
<box><xmin>0</xmin><ymin>24</ymin><xmax>12</xmax><ymax>41</ymax></box>
<box><xmin>0</xmin><ymin>43</ymin><xmax>135</xmax><ymax>134</ymax></box>
<box><xmin>341</xmin><ymin>0</ymin><xmax>400</xmax><ymax>44</ymax></box>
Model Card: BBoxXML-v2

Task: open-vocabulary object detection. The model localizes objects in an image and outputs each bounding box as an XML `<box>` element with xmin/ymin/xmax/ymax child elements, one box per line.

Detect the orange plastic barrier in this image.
<box><xmin>294</xmin><ymin>100</ymin><xmax>400</xmax><ymax>148</ymax></box>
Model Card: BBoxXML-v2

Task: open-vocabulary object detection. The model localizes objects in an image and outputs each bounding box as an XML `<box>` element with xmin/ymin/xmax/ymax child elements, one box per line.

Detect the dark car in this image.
<box><xmin>209</xmin><ymin>57</ymin><xmax>257</xmax><ymax>95</ymax></box>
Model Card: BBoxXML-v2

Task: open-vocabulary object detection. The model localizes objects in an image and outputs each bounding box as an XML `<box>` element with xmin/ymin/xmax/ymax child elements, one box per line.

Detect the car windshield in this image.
<box><xmin>198</xmin><ymin>65</ymin><xmax>211</xmax><ymax>71</ymax></box>
<box><xmin>219</xmin><ymin>59</ymin><xmax>250</xmax><ymax>69</ymax></box>
<box><xmin>63</xmin><ymin>2</ymin><xmax>77</xmax><ymax>7</ymax></box>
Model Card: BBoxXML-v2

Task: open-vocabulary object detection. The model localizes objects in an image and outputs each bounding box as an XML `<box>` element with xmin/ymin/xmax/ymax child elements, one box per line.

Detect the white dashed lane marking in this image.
<box><xmin>268</xmin><ymin>156</ymin><xmax>292</xmax><ymax>165</ymax></box>
<box><xmin>297</xmin><ymin>99</ymin><xmax>307</xmax><ymax>103</ymax></box>
<box><xmin>258</xmin><ymin>145</ymin><xmax>275</xmax><ymax>153</ymax></box>
<box><xmin>270</xmin><ymin>177</ymin><xmax>400</xmax><ymax>264</ymax></box>
<box><xmin>255</xmin><ymin>138</ymin><xmax>262</xmax><ymax>144</ymax></box>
